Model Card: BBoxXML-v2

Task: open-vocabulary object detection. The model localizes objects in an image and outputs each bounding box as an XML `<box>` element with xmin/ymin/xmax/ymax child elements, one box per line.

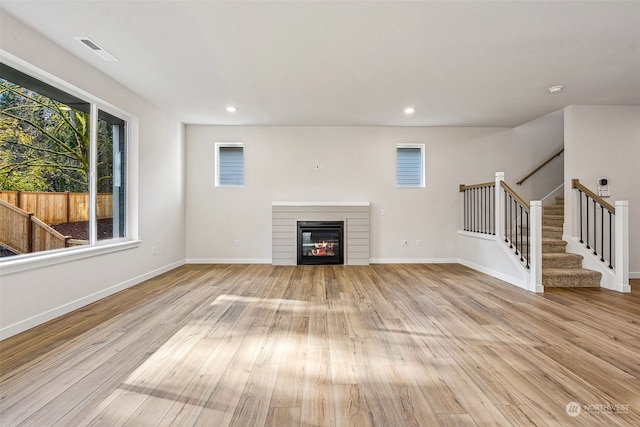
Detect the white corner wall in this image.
<box><xmin>0</xmin><ymin>13</ymin><xmax>186</xmax><ymax>339</ymax></box>
<box><xmin>510</xmin><ymin>109</ymin><xmax>564</xmax><ymax>202</ymax></box>
<box><xmin>564</xmin><ymin>105</ymin><xmax>640</xmax><ymax>278</ymax></box>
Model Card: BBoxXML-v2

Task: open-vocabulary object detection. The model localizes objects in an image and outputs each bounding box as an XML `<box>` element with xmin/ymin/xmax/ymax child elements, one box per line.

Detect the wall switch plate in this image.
<box><xmin>401</xmin><ymin>240</ymin><xmax>409</xmax><ymax>246</ymax></box>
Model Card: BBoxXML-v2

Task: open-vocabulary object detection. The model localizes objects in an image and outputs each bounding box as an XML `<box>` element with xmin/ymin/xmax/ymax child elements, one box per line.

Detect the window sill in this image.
<box><xmin>0</xmin><ymin>240</ymin><xmax>141</xmax><ymax>277</ymax></box>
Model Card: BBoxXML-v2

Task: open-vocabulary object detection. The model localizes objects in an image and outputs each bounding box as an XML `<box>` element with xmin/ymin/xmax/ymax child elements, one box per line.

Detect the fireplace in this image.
<box><xmin>297</xmin><ymin>221</ymin><xmax>344</xmax><ymax>265</ymax></box>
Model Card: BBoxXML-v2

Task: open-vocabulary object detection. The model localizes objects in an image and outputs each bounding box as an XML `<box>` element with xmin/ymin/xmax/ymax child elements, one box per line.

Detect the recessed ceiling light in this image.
<box><xmin>226</xmin><ymin>106</ymin><xmax>237</xmax><ymax>113</ymax></box>
<box><xmin>548</xmin><ymin>85</ymin><xmax>563</xmax><ymax>94</ymax></box>
<box><xmin>404</xmin><ymin>107</ymin><xmax>415</xmax><ymax>114</ymax></box>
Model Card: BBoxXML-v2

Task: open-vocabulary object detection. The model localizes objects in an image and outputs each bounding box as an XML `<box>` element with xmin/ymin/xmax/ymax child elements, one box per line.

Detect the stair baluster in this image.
<box><xmin>585</xmin><ymin>192</ymin><xmax>590</xmax><ymax>250</ymax></box>
<box><xmin>572</xmin><ymin>179</ymin><xmax>616</xmax><ymax>270</ymax></box>
<box><xmin>593</xmin><ymin>199</ymin><xmax>598</xmax><ymax>256</ymax></box>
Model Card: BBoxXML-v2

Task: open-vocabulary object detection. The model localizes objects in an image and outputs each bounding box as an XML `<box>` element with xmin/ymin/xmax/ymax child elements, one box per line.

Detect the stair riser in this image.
<box><xmin>543</xmin><ymin>259</ymin><xmax>583</xmax><ymax>269</ymax></box>
<box><xmin>543</xmin><ymin>267</ymin><xmax>602</xmax><ymax>287</ymax></box>
<box><xmin>543</xmin><ymin>278</ymin><xmax>600</xmax><ymax>287</ymax></box>
<box><xmin>543</xmin><ymin>206</ymin><xmax>564</xmax><ymax>215</ymax></box>
<box><xmin>543</xmin><ymin>229</ymin><xmax>562</xmax><ymax>239</ymax></box>
<box><xmin>543</xmin><ymin>218</ymin><xmax>564</xmax><ymax>227</ymax></box>
<box><xmin>543</xmin><ymin>242</ymin><xmax>567</xmax><ymax>253</ymax></box>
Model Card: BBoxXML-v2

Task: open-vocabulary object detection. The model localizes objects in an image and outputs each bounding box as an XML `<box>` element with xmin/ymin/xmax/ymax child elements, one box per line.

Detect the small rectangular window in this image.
<box><xmin>216</xmin><ymin>143</ymin><xmax>244</xmax><ymax>187</ymax></box>
<box><xmin>396</xmin><ymin>144</ymin><xmax>424</xmax><ymax>187</ymax></box>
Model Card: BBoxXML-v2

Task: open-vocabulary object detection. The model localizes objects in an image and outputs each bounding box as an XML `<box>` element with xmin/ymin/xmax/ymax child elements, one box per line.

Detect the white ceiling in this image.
<box><xmin>1</xmin><ymin>0</ymin><xmax>639</xmax><ymax>127</ymax></box>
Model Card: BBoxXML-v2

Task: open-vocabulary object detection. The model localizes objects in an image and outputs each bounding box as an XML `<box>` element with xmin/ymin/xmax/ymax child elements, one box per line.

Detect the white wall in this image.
<box><xmin>0</xmin><ymin>13</ymin><xmax>186</xmax><ymax>338</ymax></box>
<box><xmin>185</xmin><ymin>125</ymin><xmax>560</xmax><ymax>263</ymax></box>
<box><xmin>564</xmin><ymin>105</ymin><xmax>640</xmax><ymax>278</ymax></box>
<box><xmin>510</xmin><ymin>109</ymin><xmax>564</xmax><ymax>202</ymax></box>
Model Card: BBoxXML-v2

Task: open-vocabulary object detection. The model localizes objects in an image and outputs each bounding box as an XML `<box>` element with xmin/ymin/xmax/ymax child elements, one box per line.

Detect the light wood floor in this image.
<box><xmin>1</xmin><ymin>264</ymin><xmax>639</xmax><ymax>426</ymax></box>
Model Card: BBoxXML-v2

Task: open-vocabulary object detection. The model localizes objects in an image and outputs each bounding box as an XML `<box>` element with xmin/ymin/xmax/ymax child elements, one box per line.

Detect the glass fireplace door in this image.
<box><xmin>297</xmin><ymin>221</ymin><xmax>344</xmax><ymax>265</ymax></box>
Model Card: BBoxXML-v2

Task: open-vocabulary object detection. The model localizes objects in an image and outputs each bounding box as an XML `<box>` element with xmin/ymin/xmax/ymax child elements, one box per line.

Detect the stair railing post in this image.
<box><xmin>615</xmin><ymin>201</ymin><xmax>630</xmax><ymax>292</ymax></box>
<box><xmin>530</xmin><ymin>201</ymin><xmax>543</xmax><ymax>293</ymax></box>
<box><xmin>495</xmin><ymin>172</ymin><xmax>504</xmax><ymax>243</ymax></box>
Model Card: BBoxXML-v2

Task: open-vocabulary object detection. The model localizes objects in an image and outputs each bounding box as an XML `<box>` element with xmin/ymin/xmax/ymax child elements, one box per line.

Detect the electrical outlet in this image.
<box><xmin>152</xmin><ymin>246</ymin><xmax>156</xmax><ymax>255</ymax></box>
<box><xmin>381</xmin><ymin>208</ymin><xmax>386</xmax><ymax>216</ymax></box>
<box><xmin>416</xmin><ymin>239</ymin><xmax>421</xmax><ymax>246</ymax></box>
<box><xmin>234</xmin><ymin>239</ymin><xmax>240</xmax><ymax>247</ymax></box>
<box><xmin>401</xmin><ymin>239</ymin><xmax>409</xmax><ymax>246</ymax></box>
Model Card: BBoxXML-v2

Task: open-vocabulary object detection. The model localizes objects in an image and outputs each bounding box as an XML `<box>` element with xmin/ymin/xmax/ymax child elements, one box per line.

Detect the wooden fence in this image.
<box><xmin>0</xmin><ymin>200</ymin><xmax>88</xmax><ymax>254</ymax></box>
<box><xmin>0</xmin><ymin>190</ymin><xmax>112</xmax><ymax>225</ymax></box>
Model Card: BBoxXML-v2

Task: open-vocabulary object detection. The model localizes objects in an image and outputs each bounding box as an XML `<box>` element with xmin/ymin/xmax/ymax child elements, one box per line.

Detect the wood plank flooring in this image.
<box><xmin>1</xmin><ymin>265</ymin><xmax>639</xmax><ymax>426</ymax></box>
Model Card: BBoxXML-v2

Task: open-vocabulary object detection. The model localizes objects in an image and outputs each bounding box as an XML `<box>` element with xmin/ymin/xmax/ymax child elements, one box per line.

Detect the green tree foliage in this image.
<box><xmin>0</xmin><ymin>78</ymin><xmax>113</xmax><ymax>192</ymax></box>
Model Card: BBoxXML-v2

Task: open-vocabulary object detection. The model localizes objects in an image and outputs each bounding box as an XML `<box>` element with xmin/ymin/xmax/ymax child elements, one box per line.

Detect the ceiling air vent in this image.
<box><xmin>75</xmin><ymin>37</ymin><xmax>119</xmax><ymax>62</ymax></box>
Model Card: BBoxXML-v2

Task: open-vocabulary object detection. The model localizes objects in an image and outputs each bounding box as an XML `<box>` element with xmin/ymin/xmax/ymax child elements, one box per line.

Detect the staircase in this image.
<box><xmin>541</xmin><ymin>197</ymin><xmax>601</xmax><ymax>287</ymax></box>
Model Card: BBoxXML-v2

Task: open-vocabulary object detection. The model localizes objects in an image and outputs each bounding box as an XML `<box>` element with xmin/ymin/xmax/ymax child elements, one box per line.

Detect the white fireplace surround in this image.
<box><xmin>272</xmin><ymin>202</ymin><xmax>370</xmax><ymax>265</ymax></box>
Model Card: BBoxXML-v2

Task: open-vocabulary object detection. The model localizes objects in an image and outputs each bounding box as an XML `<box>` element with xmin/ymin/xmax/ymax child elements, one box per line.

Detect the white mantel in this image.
<box><xmin>272</xmin><ymin>203</ymin><xmax>370</xmax><ymax>266</ymax></box>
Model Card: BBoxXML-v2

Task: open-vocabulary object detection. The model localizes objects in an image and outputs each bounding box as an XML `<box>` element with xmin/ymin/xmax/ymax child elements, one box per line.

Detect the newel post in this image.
<box><xmin>495</xmin><ymin>172</ymin><xmax>504</xmax><ymax>241</ymax></box>
<box><xmin>615</xmin><ymin>201</ymin><xmax>630</xmax><ymax>292</ymax></box>
<box><xmin>530</xmin><ymin>201</ymin><xmax>543</xmax><ymax>292</ymax></box>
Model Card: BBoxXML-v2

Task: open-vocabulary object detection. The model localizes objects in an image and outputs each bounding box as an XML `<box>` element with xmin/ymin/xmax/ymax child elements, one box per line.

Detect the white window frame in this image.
<box><xmin>215</xmin><ymin>142</ymin><xmax>244</xmax><ymax>187</ymax></box>
<box><xmin>0</xmin><ymin>51</ymin><xmax>139</xmax><ymax>275</ymax></box>
<box><xmin>396</xmin><ymin>143</ymin><xmax>425</xmax><ymax>188</ymax></box>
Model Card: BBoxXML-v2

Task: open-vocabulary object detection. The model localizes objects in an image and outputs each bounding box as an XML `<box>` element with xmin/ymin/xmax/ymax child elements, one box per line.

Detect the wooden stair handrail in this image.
<box><xmin>459</xmin><ymin>182</ymin><xmax>494</xmax><ymax>192</ymax></box>
<box><xmin>501</xmin><ymin>181</ymin><xmax>530</xmax><ymax>209</ymax></box>
<box><xmin>516</xmin><ymin>148</ymin><xmax>564</xmax><ymax>186</ymax></box>
<box><xmin>572</xmin><ymin>179</ymin><xmax>614</xmax><ymax>214</ymax></box>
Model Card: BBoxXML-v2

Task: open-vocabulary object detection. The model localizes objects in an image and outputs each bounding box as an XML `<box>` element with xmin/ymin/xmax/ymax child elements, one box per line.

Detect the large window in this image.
<box><xmin>0</xmin><ymin>63</ymin><xmax>128</xmax><ymax>260</ymax></box>
<box><xmin>215</xmin><ymin>142</ymin><xmax>244</xmax><ymax>187</ymax></box>
<box><xmin>396</xmin><ymin>143</ymin><xmax>425</xmax><ymax>188</ymax></box>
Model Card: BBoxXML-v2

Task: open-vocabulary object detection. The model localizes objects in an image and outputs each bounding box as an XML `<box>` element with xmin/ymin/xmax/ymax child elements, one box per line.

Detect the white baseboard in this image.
<box><xmin>369</xmin><ymin>258</ymin><xmax>458</xmax><ymax>264</ymax></box>
<box><xmin>186</xmin><ymin>258</ymin><xmax>272</xmax><ymax>264</ymax></box>
<box><xmin>0</xmin><ymin>259</ymin><xmax>185</xmax><ymax>340</ymax></box>
<box><xmin>188</xmin><ymin>258</ymin><xmax>460</xmax><ymax>265</ymax></box>
<box><xmin>630</xmin><ymin>272</ymin><xmax>640</xmax><ymax>279</ymax></box>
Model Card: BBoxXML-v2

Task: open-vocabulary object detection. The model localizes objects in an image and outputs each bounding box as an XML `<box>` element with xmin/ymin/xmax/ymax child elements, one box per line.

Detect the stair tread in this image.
<box><xmin>542</xmin><ymin>238</ymin><xmax>566</xmax><ymax>244</ymax></box>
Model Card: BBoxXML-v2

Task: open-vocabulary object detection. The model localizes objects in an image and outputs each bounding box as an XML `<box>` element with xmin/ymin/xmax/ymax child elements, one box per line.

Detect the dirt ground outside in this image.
<box><xmin>51</xmin><ymin>219</ymin><xmax>114</xmax><ymax>241</ymax></box>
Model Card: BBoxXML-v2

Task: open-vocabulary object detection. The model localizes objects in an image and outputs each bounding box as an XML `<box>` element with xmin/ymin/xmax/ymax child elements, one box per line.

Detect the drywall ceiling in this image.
<box><xmin>1</xmin><ymin>0</ymin><xmax>639</xmax><ymax>127</ymax></box>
